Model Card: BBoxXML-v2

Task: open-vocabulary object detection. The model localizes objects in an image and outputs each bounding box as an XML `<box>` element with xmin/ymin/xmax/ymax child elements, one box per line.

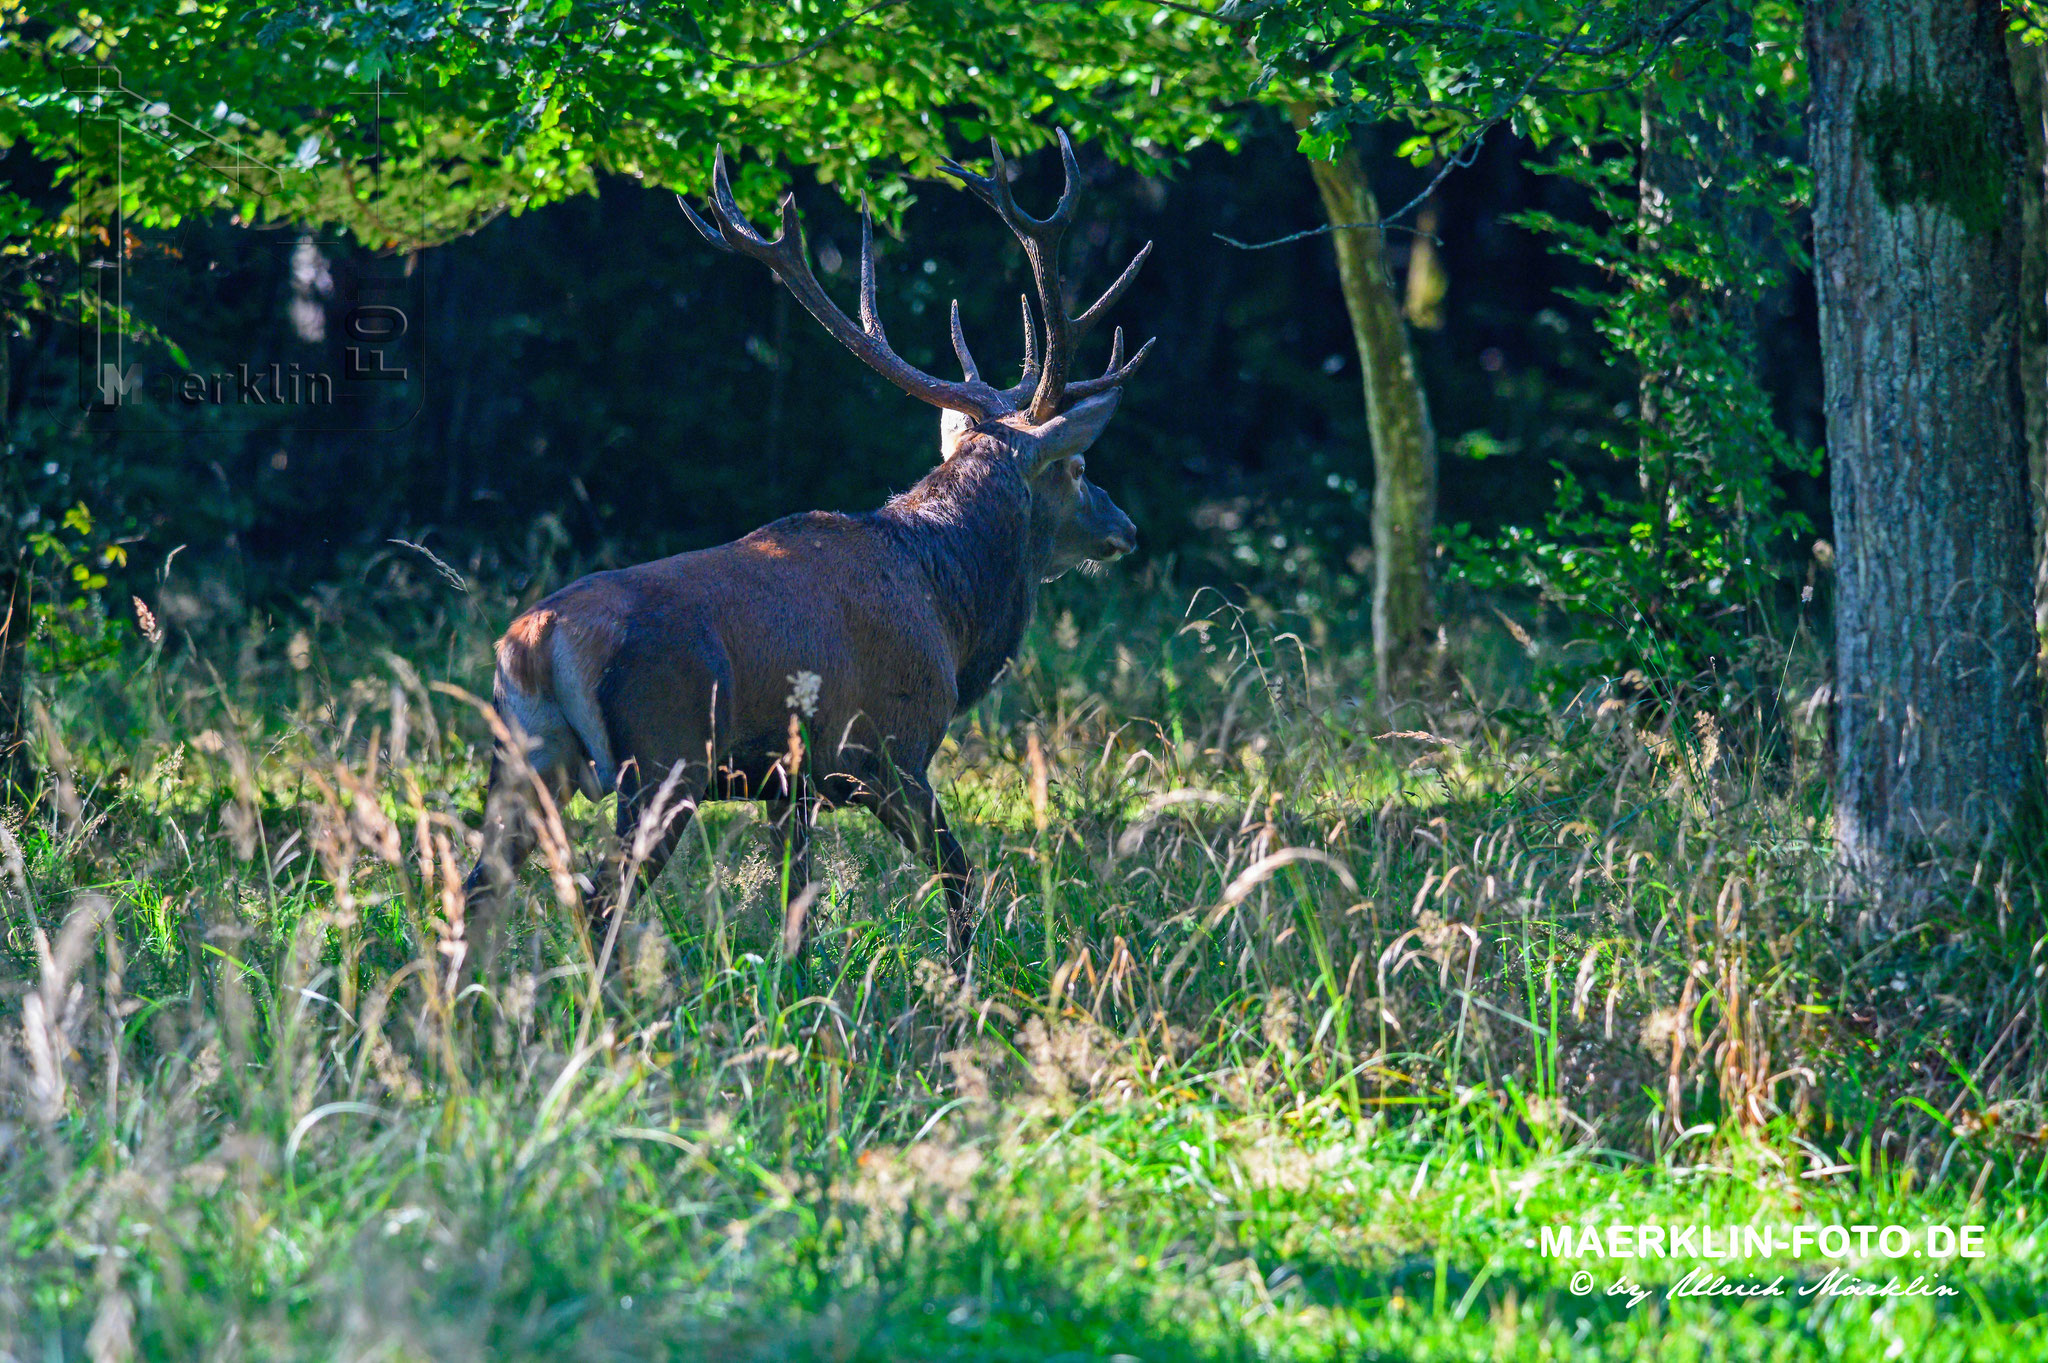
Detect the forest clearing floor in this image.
<box><xmin>4</xmin><ymin>574</ymin><xmax>2046</xmax><ymax>1360</ymax></box>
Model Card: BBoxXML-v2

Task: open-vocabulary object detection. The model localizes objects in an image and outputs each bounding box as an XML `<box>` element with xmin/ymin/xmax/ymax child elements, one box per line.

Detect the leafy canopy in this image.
<box><xmin>4</xmin><ymin>1</ymin><xmax>1257</xmax><ymax>252</ymax></box>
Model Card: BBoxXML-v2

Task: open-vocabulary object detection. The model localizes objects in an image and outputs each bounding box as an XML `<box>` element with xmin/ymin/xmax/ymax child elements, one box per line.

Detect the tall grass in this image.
<box><xmin>3</xmin><ymin>558</ymin><xmax>2045</xmax><ymax>1359</ymax></box>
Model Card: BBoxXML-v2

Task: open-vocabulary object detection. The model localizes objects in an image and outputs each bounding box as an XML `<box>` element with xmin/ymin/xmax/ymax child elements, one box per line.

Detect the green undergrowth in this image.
<box><xmin>3</xmin><ymin>569</ymin><xmax>2046</xmax><ymax>1359</ymax></box>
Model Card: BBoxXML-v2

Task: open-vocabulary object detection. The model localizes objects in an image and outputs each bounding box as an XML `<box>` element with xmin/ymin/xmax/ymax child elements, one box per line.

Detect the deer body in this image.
<box><xmin>499</xmin><ymin>452</ymin><xmax>1058</xmax><ymax>809</ymax></box>
<box><xmin>463</xmin><ymin>131</ymin><xmax>1147</xmax><ymax>975</ymax></box>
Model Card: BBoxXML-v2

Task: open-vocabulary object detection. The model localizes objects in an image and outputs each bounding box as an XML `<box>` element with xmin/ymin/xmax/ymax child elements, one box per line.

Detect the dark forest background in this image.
<box><xmin>7</xmin><ymin>113</ymin><xmax>1825</xmax><ymax>626</ymax></box>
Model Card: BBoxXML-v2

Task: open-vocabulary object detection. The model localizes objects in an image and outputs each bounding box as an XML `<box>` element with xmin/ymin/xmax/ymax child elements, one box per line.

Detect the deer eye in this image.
<box><xmin>1068</xmin><ymin>457</ymin><xmax>1087</xmax><ymax>484</ymax></box>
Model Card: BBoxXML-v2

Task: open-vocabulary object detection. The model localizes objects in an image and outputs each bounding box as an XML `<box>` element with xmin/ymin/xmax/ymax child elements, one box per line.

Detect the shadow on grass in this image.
<box><xmin>374</xmin><ymin>1233</ymin><xmax>1265</xmax><ymax>1363</ymax></box>
<box><xmin>29</xmin><ymin>1233</ymin><xmax>2042</xmax><ymax>1363</ymax></box>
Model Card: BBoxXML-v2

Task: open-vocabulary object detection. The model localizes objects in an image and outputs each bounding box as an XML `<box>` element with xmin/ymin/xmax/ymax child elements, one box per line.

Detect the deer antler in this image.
<box><xmin>680</xmin><ymin>149</ymin><xmax>1011</xmax><ymax>422</ymax></box>
<box><xmin>941</xmin><ymin>129</ymin><xmax>1155</xmax><ymax>423</ymax></box>
<box><xmin>682</xmin><ymin>133</ymin><xmax>1152</xmax><ymax>431</ymax></box>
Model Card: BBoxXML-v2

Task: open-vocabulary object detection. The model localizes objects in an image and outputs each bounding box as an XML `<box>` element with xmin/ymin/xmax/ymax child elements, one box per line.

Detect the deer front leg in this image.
<box><xmin>763</xmin><ymin>779</ymin><xmax>817</xmax><ymax>902</ymax></box>
<box><xmin>861</xmin><ymin>773</ymin><xmax>975</xmax><ymax>977</ymax></box>
<box><xmin>765</xmin><ymin>779</ymin><xmax>826</xmax><ymax>955</ymax></box>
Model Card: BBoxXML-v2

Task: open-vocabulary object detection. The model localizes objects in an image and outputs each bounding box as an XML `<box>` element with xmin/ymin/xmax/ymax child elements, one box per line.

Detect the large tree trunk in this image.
<box><xmin>2010</xmin><ymin>29</ymin><xmax>2048</xmax><ymax>649</ymax></box>
<box><xmin>1807</xmin><ymin>0</ymin><xmax>2044</xmax><ymax>888</ymax></box>
<box><xmin>1294</xmin><ymin>114</ymin><xmax>1439</xmax><ymax>705</ymax></box>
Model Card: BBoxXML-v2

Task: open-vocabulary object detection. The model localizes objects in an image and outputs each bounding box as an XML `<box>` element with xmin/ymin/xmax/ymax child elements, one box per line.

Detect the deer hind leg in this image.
<box><xmin>587</xmin><ymin>759</ymin><xmax>704</xmax><ymax>962</ymax></box>
<box><xmin>459</xmin><ymin>750</ymin><xmax>573</xmax><ymax>987</ymax></box>
<box><xmin>859</xmin><ymin>772</ymin><xmax>975</xmax><ymax>978</ymax></box>
<box><xmin>461</xmin><ymin>673</ymin><xmax>608</xmax><ymax>972</ymax></box>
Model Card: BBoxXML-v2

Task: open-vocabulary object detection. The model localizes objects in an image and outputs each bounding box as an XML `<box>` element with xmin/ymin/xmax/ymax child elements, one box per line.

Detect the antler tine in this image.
<box><xmin>974</xmin><ymin>295</ymin><xmax>1037</xmax><ymax>410</ymax></box>
<box><xmin>857</xmin><ymin>197</ymin><xmax>885</xmax><ymax>341</ymax></box>
<box><xmin>684</xmin><ymin>148</ymin><xmax>1006</xmax><ymax>422</ymax></box>
<box><xmin>677</xmin><ymin>192</ymin><xmax>734</xmax><ymax>253</ymax></box>
<box><xmin>938</xmin><ymin>144</ymin><xmax>1050</xmax><ymax>245</ymax></box>
<box><xmin>1071</xmin><ymin>240</ymin><xmax>1151</xmax><ymax>346</ymax></box>
<box><xmin>707</xmin><ymin>147</ymin><xmax>779</xmax><ymax>253</ymax></box>
<box><xmin>987</xmin><ymin>292</ymin><xmax>1049</xmax><ymax>410</ymax></box>
<box><xmin>1062</xmin><ymin>329</ymin><xmax>1156</xmax><ymax>404</ymax></box>
<box><xmin>938</xmin><ymin>153</ymin><xmax>999</xmax><ymax>210</ymax></box>
<box><xmin>949</xmin><ymin>300</ymin><xmax>982</xmax><ymax>383</ymax></box>
<box><xmin>1018</xmin><ymin>293</ymin><xmax>1040</xmax><ymax>385</ymax></box>
<box><xmin>1048</xmin><ymin>128</ymin><xmax>1082</xmax><ymax>226</ymax></box>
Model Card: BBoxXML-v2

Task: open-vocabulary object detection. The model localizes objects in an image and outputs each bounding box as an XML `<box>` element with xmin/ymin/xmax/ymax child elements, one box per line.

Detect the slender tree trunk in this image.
<box><xmin>1294</xmin><ymin>114</ymin><xmax>1439</xmax><ymax>704</ymax></box>
<box><xmin>1402</xmin><ymin>201</ymin><xmax>1448</xmax><ymax>332</ymax></box>
<box><xmin>1807</xmin><ymin>0</ymin><xmax>2044</xmax><ymax>890</ymax></box>
<box><xmin>2009</xmin><ymin>28</ymin><xmax>2048</xmax><ymax>647</ymax></box>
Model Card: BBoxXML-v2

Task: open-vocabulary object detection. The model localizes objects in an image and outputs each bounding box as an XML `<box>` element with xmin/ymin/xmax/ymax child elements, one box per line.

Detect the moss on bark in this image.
<box><xmin>1856</xmin><ymin>81</ymin><xmax>2015</xmax><ymax>234</ymax></box>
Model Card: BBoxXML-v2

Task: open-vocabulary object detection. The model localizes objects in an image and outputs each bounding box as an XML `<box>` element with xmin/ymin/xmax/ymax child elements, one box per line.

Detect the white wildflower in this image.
<box><xmin>785</xmin><ymin>670</ymin><xmax>822</xmax><ymax>718</ymax></box>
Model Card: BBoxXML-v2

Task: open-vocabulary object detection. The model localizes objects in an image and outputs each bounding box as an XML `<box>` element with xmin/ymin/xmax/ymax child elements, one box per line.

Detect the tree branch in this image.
<box><xmin>1222</xmin><ymin>0</ymin><xmax>1718</xmax><ymax>250</ymax></box>
<box><xmin>710</xmin><ymin>0</ymin><xmax>909</xmax><ymax>72</ymax></box>
<box><xmin>1141</xmin><ymin>0</ymin><xmax>1284</xmax><ymax>23</ymax></box>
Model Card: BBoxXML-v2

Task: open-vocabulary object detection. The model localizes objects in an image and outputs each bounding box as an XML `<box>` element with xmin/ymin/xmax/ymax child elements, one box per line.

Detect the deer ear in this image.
<box><xmin>1013</xmin><ymin>389</ymin><xmax>1121</xmax><ymax>471</ymax></box>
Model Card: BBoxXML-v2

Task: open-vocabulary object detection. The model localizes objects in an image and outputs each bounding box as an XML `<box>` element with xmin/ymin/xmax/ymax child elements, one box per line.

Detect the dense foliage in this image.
<box><xmin>1453</xmin><ymin>20</ymin><xmax>1821</xmax><ymax>709</ymax></box>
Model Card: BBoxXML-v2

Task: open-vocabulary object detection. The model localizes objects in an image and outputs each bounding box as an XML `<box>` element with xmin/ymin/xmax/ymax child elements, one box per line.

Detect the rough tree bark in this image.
<box><xmin>1294</xmin><ymin>116</ymin><xmax>1439</xmax><ymax>705</ymax></box>
<box><xmin>1807</xmin><ymin>0</ymin><xmax>2045</xmax><ymax>887</ymax></box>
<box><xmin>2009</xmin><ymin>28</ymin><xmax>2048</xmax><ymax>647</ymax></box>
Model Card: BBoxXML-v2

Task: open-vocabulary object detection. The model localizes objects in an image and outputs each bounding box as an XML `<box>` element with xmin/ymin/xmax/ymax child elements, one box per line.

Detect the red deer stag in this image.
<box><xmin>461</xmin><ymin>131</ymin><xmax>1150</xmax><ymax>976</ymax></box>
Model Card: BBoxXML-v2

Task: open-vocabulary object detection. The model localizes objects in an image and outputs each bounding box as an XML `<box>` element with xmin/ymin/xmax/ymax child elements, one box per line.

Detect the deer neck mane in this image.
<box><xmin>877</xmin><ymin>443</ymin><xmax>1049</xmax><ymax>708</ymax></box>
